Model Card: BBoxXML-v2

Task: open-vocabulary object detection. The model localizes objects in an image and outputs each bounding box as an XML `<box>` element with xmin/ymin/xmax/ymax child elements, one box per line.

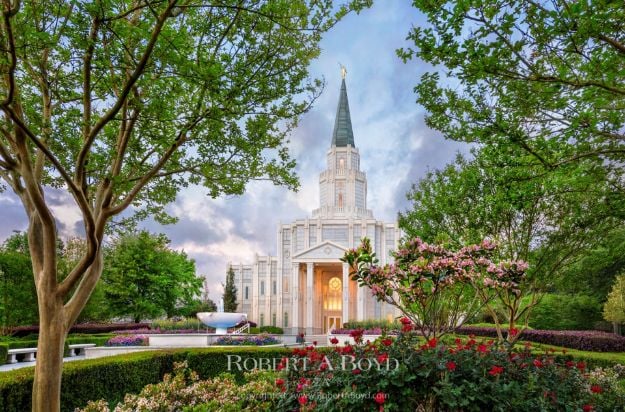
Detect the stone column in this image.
<box><xmin>306</xmin><ymin>262</ymin><xmax>314</xmax><ymax>335</ymax></box>
<box><xmin>292</xmin><ymin>263</ymin><xmax>299</xmax><ymax>332</ymax></box>
<box><xmin>342</xmin><ymin>262</ymin><xmax>350</xmax><ymax>324</ymax></box>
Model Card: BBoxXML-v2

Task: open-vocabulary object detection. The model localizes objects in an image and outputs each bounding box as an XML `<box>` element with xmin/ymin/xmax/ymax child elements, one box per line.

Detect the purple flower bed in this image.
<box><xmin>9</xmin><ymin>322</ymin><xmax>150</xmax><ymax>337</ymax></box>
<box><xmin>214</xmin><ymin>333</ymin><xmax>280</xmax><ymax>346</ymax></box>
<box><xmin>331</xmin><ymin>328</ymin><xmax>399</xmax><ymax>336</ymax></box>
<box><xmin>111</xmin><ymin>328</ymin><xmax>204</xmax><ymax>335</ymax></box>
<box><xmin>105</xmin><ymin>334</ymin><xmax>148</xmax><ymax>347</ymax></box>
<box><xmin>458</xmin><ymin>326</ymin><xmax>625</xmax><ymax>352</ymax></box>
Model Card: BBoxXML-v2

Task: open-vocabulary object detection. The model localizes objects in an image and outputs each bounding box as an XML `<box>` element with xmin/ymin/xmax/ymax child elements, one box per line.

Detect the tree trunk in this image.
<box><xmin>32</xmin><ymin>295</ymin><xmax>66</xmax><ymax>412</ymax></box>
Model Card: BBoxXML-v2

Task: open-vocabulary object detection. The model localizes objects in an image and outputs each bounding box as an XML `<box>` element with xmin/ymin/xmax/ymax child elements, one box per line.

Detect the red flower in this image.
<box><xmin>399</xmin><ymin>317</ymin><xmax>411</xmax><ymax>325</ymax></box>
<box><xmin>320</xmin><ymin>362</ymin><xmax>328</xmax><ymax>371</ymax></box>
<box><xmin>577</xmin><ymin>361</ymin><xmax>586</xmax><ymax>371</ymax></box>
<box><xmin>509</xmin><ymin>328</ymin><xmax>519</xmax><ymax>337</ymax></box>
<box><xmin>352</xmin><ymin>368</ymin><xmax>362</xmax><ymax>375</ymax></box>
<box><xmin>590</xmin><ymin>385</ymin><xmax>603</xmax><ymax>394</ymax></box>
<box><xmin>533</xmin><ymin>359</ymin><xmax>543</xmax><ymax>368</ymax></box>
<box><xmin>583</xmin><ymin>405</ymin><xmax>593</xmax><ymax>412</ymax></box>
<box><xmin>313</xmin><ymin>340</ymin><xmax>318</xmax><ymax>346</ymax></box>
<box><xmin>446</xmin><ymin>361</ymin><xmax>457</xmax><ymax>372</ymax></box>
<box><xmin>488</xmin><ymin>365</ymin><xmax>504</xmax><ymax>376</ymax></box>
<box><xmin>381</xmin><ymin>338</ymin><xmax>393</xmax><ymax>347</ymax></box>
<box><xmin>477</xmin><ymin>344</ymin><xmax>488</xmax><ymax>353</ymax></box>
<box><xmin>330</xmin><ymin>337</ymin><xmax>339</xmax><ymax>345</ymax></box>
<box><xmin>427</xmin><ymin>338</ymin><xmax>437</xmax><ymax>348</ymax></box>
<box><xmin>565</xmin><ymin>361</ymin><xmax>575</xmax><ymax>368</ymax></box>
<box><xmin>377</xmin><ymin>353</ymin><xmax>389</xmax><ymax>363</ymax></box>
<box><xmin>298</xmin><ymin>395</ymin><xmax>308</xmax><ymax>405</ymax></box>
<box><xmin>275</xmin><ymin>378</ymin><xmax>284</xmax><ymax>386</ymax></box>
<box><xmin>374</xmin><ymin>392</ymin><xmax>386</xmax><ymax>405</ymax></box>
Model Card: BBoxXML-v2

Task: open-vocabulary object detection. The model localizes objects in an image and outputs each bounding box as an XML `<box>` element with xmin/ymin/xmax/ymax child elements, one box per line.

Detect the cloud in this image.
<box><xmin>0</xmin><ymin>2</ymin><xmax>470</xmax><ymax>303</ymax></box>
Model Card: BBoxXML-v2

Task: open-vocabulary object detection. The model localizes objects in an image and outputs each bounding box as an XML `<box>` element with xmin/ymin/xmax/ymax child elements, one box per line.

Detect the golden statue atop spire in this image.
<box><xmin>340</xmin><ymin>63</ymin><xmax>347</xmax><ymax>79</ymax></box>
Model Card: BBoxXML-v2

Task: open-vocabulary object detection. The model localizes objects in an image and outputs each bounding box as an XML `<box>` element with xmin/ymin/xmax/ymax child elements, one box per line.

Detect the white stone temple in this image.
<box><xmin>228</xmin><ymin>75</ymin><xmax>401</xmax><ymax>334</ymax></box>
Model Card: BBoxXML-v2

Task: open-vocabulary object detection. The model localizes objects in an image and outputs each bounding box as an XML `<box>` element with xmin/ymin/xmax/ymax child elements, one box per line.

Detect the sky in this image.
<box><xmin>0</xmin><ymin>1</ymin><xmax>471</xmax><ymax>301</ymax></box>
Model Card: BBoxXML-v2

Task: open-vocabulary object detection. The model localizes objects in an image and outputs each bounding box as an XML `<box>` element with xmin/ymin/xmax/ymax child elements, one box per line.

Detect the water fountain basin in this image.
<box><xmin>196</xmin><ymin>312</ymin><xmax>247</xmax><ymax>334</ymax></box>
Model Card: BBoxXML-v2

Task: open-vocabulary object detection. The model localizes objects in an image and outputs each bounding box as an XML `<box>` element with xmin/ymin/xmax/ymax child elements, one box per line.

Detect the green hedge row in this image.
<box><xmin>0</xmin><ymin>347</ymin><xmax>290</xmax><ymax>412</ymax></box>
<box><xmin>249</xmin><ymin>326</ymin><xmax>284</xmax><ymax>334</ymax></box>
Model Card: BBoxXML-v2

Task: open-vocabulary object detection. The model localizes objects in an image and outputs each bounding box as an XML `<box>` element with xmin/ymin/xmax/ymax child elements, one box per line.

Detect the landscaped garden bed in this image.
<box><xmin>214</xmin><ymin>333</ymin><xmax>280</xmax><ymax>346</ymax></box>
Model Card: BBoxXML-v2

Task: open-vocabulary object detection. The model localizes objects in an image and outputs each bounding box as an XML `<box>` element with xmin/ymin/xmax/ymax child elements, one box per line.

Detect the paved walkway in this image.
<box><xmin>0</xmin><ymin>355</ymin><xmax>85</xmax><ymax>372</ymax></box>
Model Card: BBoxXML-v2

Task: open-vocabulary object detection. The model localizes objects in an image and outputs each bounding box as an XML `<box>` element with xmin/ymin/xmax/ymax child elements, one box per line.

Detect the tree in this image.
<box><xmin>222</xmin><ymin>267</ymin><xmax>238</xmax><ymax>312</ymax></box>
<box><xmin>0</xmin><ymin>234</ymin><xmax>37</xmax><ymax>332</ymax></box>
<box><xmin>0</xmin><ymin>1</ymin><xmax>371</xmax><ymax>408</ymax></box>
<box><xmin>400</xmin><ymin>0</ymin><xmax>625</xmax><ymax>216</ymax></box>
<box><xmin>103</xmin><ymin>231</ymin><xmax>201</xmax><ymax>322</ymax></box>
<box><xmin>603</xmin><ymin>274</ymin><xmax>625</xmax><ymax>334</ymax></box>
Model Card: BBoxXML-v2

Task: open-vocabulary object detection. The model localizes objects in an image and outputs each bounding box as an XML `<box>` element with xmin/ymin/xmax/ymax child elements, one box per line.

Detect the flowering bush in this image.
<box><xmin>274</xmin><ymin>332</ymin><xmax>625</xmax><ymax>411</ymax></box>
<box><xmin>330</xmin><ymin>328</ymin><xmax>398</xmax><ymax>336</ymax></box>
<box><xmin>342</xmin><ymin>237</ymin><xmax>530</xmax><ymax>341</ymax></box>
<box><xmin>78</xmin><ymin>361</ymin><xmax>279</xmax><ymax>411</ymax></box>
<box><xmin>459</xmin><ymin>326</ymin><xmax>625</xmax><ymax>352</ymax></box>
<box><xmin>214</xmin><ymin>333</ymin><xmax>279</xmax><ymax>346</ymax></box>
<box><xmin>105</xmin><ymin>334</ymin><xmax>148</xmax><ymax>347</ymax></box>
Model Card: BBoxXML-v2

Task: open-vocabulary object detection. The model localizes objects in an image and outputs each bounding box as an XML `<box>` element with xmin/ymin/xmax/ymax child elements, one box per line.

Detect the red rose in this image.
<box><xmin>352</xmin><ymin>368</ymin><xmax>361</xmax><ymax>375</ymax></box>
<box><xmin>381</xmin><ymin>338</ymin><xmax>393</xmax><ymax>347</ymax></box>
<box><xmin>400</xmin><ymin>317</ymin><xmax>411</xmax><ymax>324</ymax></box>
<box><xmin>577</xmin><ymin>361</ymin><xmax>586</xmax><ymax>371</ymax></box>
<box><xmin>488</xmin><ymin>365</ymin><xmax>504</xmax><ymax>376</ymax></box>
<box><xmin>565</xmin><ymin>361</ymin><xmax>575</xmax><ymax>368</ymax></box>
<box><xmin>330</xmin><ymin>337</ymin><xmax>339</xmax><ymax>345</ymax></box>
<box><xmin>275</xmin><ymin>378</ymin><xmax>284</xmax><ymax>386</ymax></box>
<box><xmin>477</xmin><ymin>344</ymin><xmax>488</xmax><ymax>353</ymax></box>
<box><xmin>509</xmin><ymin>328</ymin><xmax>519</xmax><ymax>337</ymax></box>
<box><xmin>583</xmin><ymin>405</ymin><xmax>593</xmax><ymax>412</ymax></box>
<box><xmin>298</xmin><ymin>395</ymin><xmax>308</xmax><ymax>405</ymax></box>
<box><xmin>374</xmin><ymin>392</ymin><xmax>386</xmax><ymax>405</ymax></box>
<box><xmin>427</xmin><ymin>338</ymin><xmax>437</xmax><ymax>348</ymax></box>
<box><xmin>377</xmin><ymin>353</ymin><xmax>388</xmax><ymax>363</ymax></box>
<box><xmin>590</xmin><ymin>385</ymin><xmax>603</xmax><ymax>394</ymax></box>
<box><xmin>533</xmin><ymin>359</ymin><xmax>543</xmax><ymax>368</ymax></box>
<box><xmin>320</xmin><ymin>362</ymin><xmax>328</xmax><ymax>371</ymax></box>
<box><xmin>446</xmin><ymin>361</ymin><xmax>457</xmax><ymax>372</ymax></box>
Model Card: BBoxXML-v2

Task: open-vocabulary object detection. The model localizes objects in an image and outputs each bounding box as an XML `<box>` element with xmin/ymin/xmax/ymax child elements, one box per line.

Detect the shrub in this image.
<box><xmin>458</xmin><ymin>326</ymin><xmax>625</xmax><ymax>352</ymax></box>
<box><xmin>7</xmin><ymin>323</ymin><xmax>149</xmax><ymax>337</ymax></box>
<box><xmin>214</xmin><ymin>333</ymin><xmax>280</xmax><ymax>346</ymax></box>
<box><xmin>151</xmin><ymin>318</ymin><xmax>201</xmax><ymax>331</ymax></box>
<box><xmin>78</xmin><ymin>361</ymin><xmax>279</xmax><ymax>411</ymax></box>
<box><xmin>529</xmin><ymin>294</ymin><xmax>602</xmax><ymax>330</ymax></box>
<box><xmin>258</xmin><ymin>326</ymin><xmax>283</xmax><ymax>334</ymax></box>
<box><xmin>0</xmin><ymin>347</ymin><xmax>290</xmax><ymax>412</ymax></box>
<box><xmin>0</xmin><ymin>344</ymin><xmax>7</xmax><ymax>365</ymax></box>
<box><xmin>343</xmin><ymin>319</ymin><xmax>399</xmax><ymax>330</ymax></box>
<box><xmin>105</xmin><ymin>335</ymin><xmax>148</xmax><ymax>347</ymax></box>
<box><xmin>276</xmin><ymin>333</ymin><xmax>625</xmax><ymax>411</ymax></box>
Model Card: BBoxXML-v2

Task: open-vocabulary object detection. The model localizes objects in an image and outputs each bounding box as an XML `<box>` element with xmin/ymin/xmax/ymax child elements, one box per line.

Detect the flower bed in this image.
<box><xmin>458</xmin><ymin>326</ymin><xmax>625</xmax><ymax>352</ymax></box>
<box><xmin>105</xmin><ymin>334</ymin><xmax>148</xmax><ymax>347</ymax></box>
<box><xmin>214</xmin><ymin>333</ymin><xmax>280</xmax><ymax>346</ymax></box>
<box><xmin>8</xmin><ymin>323</ymin><xmax>149</xmax><ymax>337</ymax></box>
<box><xmin>276</xmin><ymin>333</ymin><xmax>625</xmax><ymax>411</ymax></box>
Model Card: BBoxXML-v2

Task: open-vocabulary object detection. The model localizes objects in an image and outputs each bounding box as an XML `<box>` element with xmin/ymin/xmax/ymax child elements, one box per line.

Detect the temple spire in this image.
<box><xmin>331</xmin><ymin>68</ymin><xmax>355</xmax><ymax>147</ymax></box>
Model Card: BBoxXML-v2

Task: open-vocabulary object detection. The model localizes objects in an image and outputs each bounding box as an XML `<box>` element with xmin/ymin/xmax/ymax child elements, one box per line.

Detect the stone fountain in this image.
<box><xmin>196</xmin><ymin>298</ymin><xmax>247</xmax><ymax>335</ymax></box>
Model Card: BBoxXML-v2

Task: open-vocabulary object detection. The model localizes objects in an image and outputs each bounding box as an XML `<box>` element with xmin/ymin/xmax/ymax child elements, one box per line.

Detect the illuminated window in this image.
<box><xmin>339</xmin><ymin>158</ymin><xmax>345</xmax><ymax>169</ymax></box>
<box><xmin>323</xmin><ymin>277</ymin><xmax>342</xmax><ymax>311</ymax></box>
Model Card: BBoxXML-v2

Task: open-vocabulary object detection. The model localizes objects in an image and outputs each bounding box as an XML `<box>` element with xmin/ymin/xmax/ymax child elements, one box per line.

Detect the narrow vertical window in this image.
<box><xmin>260</xmin><ymin>281</ymin><xmax>265</xmax><ymax>296</ymax></box>
<box><xmin>284</xmin><ymin>312</ymin><xmax>288</xmax><ymax>327</ymax></box>
<box><xmin>245</xmin><ymin>286</ymin><xmax>249</xmax><ymax>300</ymax></box>
<box><xmin>260</xmin><ymin>313</ymin><xmax>264</xmax><ymax>326</ymax></box>
<box><xmin>273</xmin><ymin>280</ymin><xmax>277</xmax><ymax>295</ymax></box>
<box><xmin>272</xmin><ymin>313</ymin><xmax>277</xmax><ymax>326</ymax></box>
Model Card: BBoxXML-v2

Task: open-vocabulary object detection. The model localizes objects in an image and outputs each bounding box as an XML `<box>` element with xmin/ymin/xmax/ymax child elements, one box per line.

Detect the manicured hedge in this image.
<box><xmin>9</xmin><ymin>323</ymin><xmax>150</xmax><ymax>337</ymax></box>
<box><xmin>249</xmin><ymin>326</ymin><xmax>284</xmax><ymax>334</ymax></box>
<box><xmin>458</xmin><ymin>326</ymin><xmax>625</xmax><ymax>352</ymax></box>
<box><xmin>0</xmin><ymin>347</ymin><xmax>290</xmax><ymax>412</ymax></box>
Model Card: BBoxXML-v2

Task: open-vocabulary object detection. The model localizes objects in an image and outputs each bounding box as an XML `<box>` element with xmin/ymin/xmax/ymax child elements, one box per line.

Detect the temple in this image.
<box><xmin>229</xmin><ymin>75</ymin><xmax>401</xmax><ymax>334</ymax></box>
